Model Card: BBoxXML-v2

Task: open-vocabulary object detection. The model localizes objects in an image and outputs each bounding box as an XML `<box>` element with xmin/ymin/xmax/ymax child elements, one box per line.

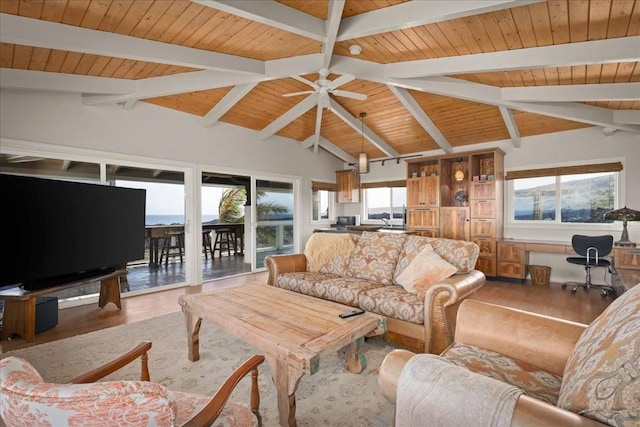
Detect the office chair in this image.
<box><xmin>562</xmin><ymin>234</ymin><xmax>615</xmax><ymax>298</ymax></box>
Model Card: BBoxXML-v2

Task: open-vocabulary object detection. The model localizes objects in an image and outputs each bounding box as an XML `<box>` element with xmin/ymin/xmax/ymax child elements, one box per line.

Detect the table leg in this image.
<box><xmin>98</xmin><ymin>277</ymin><xmax>122</xmax><ymax>309</ymax></box>
<box><xmin>337</xmin><ymin>337</ymin><xmax>367</xmax><ymax>373</ymax></box>
<box><xmin>1</xmin><ymin>298</ymin><xmax>36</xmax><ymax>342</ymax></box>
<box><xmin>182</xmin><ymin>310</ymin><xmax>202</xmax><ymax>362</ymax></box>
<box><xmin>266</xmin><ymin>355</ymin><xmax>304</xmax><ymax>427</ymax></box>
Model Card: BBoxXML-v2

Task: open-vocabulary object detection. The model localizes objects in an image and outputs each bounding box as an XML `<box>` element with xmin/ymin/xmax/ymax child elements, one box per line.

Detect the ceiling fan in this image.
<box><xmin>282</xmin><ymin>69</ymin><xmax>367</xmax><ymax>155</ymax></box>
<box><xmin>283</xmin><ymin>68</ymin><xmax>367</xmax><ymax>102</ymax></box>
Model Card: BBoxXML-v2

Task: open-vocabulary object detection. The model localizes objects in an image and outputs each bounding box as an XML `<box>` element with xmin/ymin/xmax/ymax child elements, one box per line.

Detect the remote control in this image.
<box><xmin>339</xmin><ymin>309</ymin><xmax>365</xmax><ymax>318</ymax></box>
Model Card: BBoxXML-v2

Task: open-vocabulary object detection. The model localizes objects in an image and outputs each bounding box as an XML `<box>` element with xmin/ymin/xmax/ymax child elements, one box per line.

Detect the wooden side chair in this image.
<box><xmin>1</xmin><ymin>341</ymin><xmax>264</xmax><ymax>427</ymax></box>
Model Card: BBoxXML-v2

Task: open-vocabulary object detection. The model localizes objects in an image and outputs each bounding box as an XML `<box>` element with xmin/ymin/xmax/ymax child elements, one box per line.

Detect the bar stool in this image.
<box><xmin>159</xmin><ymin>231</ymin><xmax>184</xmax><ymax>265</ymax></box>
<box><xmin>213</xmin><ymin>228</ymin><xmax>235</xmax><ymax>258</ymax></box>
<box><xmin>202</xmin><ymin>230</ymin><xmax>213</xmax><ymax>259</ymax></box>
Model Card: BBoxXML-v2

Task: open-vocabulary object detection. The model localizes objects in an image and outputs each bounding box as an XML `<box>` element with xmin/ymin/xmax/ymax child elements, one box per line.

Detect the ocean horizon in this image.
<box><xmin>146</xmin><ymin>214</ymin><xmax>218</xmax><ymax>226</ymax></box>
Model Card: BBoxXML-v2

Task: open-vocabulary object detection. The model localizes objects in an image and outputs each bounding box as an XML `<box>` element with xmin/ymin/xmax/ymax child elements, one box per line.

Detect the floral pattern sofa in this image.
<box><xmin>265</xmin><ymin>231</ymin><xmax>486</xmax><ymax>354</ymax></box>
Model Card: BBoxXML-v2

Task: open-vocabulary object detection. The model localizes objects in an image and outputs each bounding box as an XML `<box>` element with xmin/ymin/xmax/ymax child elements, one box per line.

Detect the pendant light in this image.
<box><xmin>454</xmin><ymin>157</ymin><xmax>464</xmax><ymax>182</ymax></box>
<box><xmin>358</xmin><ymin>112</ymin><xmax>369</xmax><ymax>174</ymax></box>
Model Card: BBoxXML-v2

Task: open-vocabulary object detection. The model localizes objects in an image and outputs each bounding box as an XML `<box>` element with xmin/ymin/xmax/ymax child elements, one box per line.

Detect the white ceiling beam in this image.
<box><xmin>328</xmin><ymin>98</ymin><xmax>399</xmax><ymax>157</ymax></box>
<box><xmin>384</xmin><ymin>37</ymin><xmax>640</xmax><ymax>78</ymax></box>
<box><xmin>84</xmin><ymin>55</ymin><xmax>324</xmax><ymax>105</ymax></box>
<box><xmin>318</xmin><ymin>137</ymin><xmax>357</xmax><ymax>163</ymax></box>
<box><xmin>0</xmin><ymin>13</ymin><xmax>263</xmax><ymax>75</ymax></box>
<box><xmin>614</xmin><ymin>110</ymin><xmax>640</xmax><ymax>125</ymax></box>
<box><xmin>498</xmin><ymin>107</ymin><xmax>521</xmax><ymax>147</ymax></box>
<box><xmin>312</xmin><ymin>106</ymin><xmax>323</xmax><ymax>153</ymax></box>
<box><xmin>0</xmin><ymin>68</ymin><xmax>135</xmax><ymax>94</ymax></box>
<box><xmin>383</xmin><ymin>76</ymin><xmax>640</xmax><ymax>133</ymax></box>
<box><xmin>193</xmin><ymin>0</ymin><xmax>325</xmax><ymax>42</ymax></box>
<box><xmin>336</xmin><ymin>0</ymin><xmax>544</xmax><ymax>41</ymax></box>
<box><xmin>387</xmin><ymin>85</ymin><xmax>453</xmax><ymax>153</ymax></box>
<box><xmin>259</xmin><ymin>94</ymin><xmax>318</xmax><ymax>140</ymax></box>
<box><xmin>82</xmin><ymin>71</ymin><xmax>265</xmax><ymax>105</ymax></box>
<box><xmin>122</xmin><ymin>99</ymin><xmax>137</xmax><ymax>110</ymax></box>
<box><xmin>502</xmin><ymin>83</ymin><xmax>640</xmax><ymax>102</ymax></box>
<box><xmin>265</xmin><ymin>54</ymin><xmax>324</xmax><ymax>77</ymax></box>
<box><xmin>203</xmin><ymin>83</ymin><xmax>258</xmax><ymax>128</ymax></box>
<box><xmin>322</xmin><ymin>0</ymin><xmax>345</xmax><ymax>70</ymax></box>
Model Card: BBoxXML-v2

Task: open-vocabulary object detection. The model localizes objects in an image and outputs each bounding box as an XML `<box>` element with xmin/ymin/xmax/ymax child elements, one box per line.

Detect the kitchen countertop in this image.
<box><xmin>313</xmin><ymin>225</ymin><xmax>412</xmax><ymax>234</ymax></box>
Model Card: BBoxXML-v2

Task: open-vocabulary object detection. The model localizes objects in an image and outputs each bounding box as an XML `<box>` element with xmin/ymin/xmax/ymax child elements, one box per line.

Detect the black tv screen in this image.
<box><xmin>0</xmin><ymin>174</ymin><xmax>146</xmax><ymax>290</ymax></box>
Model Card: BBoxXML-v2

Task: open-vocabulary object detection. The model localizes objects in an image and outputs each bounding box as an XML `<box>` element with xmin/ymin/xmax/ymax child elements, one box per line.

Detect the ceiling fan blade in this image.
<box><xmin>329</xmin><ymin>74</ymin><xmax>355</xmax><ymax>90</ymax></box>
<box><xmin>291</xmin><ymin>75</ymin><xmax>316</xmax><ymax>88</ymax></box>
<box><xmin>332</xmin><ymin>90</ymin><xmax>367</xmax><ymax>101</ymax></box>
<box><xmin>283</xmin><ymin>90</ymin><xmax>314</xmax><ymax>97</ymax></box>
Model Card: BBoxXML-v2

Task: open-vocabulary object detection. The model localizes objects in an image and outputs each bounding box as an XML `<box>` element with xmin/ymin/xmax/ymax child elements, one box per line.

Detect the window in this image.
<box><xmin>512</xmin><ymin>172</ymin><xmax>618</xmax><ymax>224</ymax></box>
<box><xmin>363</xmin><ymin>186</ymin><xmax>407</xmax><ymax>224</ymax></box>
<box><xmin>311</xmin><ymin>181</ymin><xmax>335</xmax><ymax>222</ymax></box>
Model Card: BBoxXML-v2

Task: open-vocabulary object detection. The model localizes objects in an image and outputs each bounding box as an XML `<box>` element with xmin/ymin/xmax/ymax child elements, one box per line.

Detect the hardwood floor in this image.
<box><xmin>0</xmin><ymin>273</ymin><xmax>611</xmax><ymax>353</ymax></box>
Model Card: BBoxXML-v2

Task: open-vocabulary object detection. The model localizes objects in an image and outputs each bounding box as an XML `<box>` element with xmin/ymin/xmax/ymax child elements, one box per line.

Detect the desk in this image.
<box><xmin>145</xmin><ymin>223</ymin><xmax>244</xmax><ymax>266</ymax></box>
<box><xmin>497</xmin><ymin>239</ymin><xmax>639</xmax><ymax>292</ymax></box>
<box><xmin>0</xmin><ymin>269</ymin><xmax>126</xmax><ymax>342</ymax></box>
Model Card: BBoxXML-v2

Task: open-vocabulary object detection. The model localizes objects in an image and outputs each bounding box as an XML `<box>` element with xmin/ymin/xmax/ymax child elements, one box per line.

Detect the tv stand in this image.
<box><xmin>0</xmin><ymin>269</ymin><xmax>126</xmax><ymax>342</ymax></box>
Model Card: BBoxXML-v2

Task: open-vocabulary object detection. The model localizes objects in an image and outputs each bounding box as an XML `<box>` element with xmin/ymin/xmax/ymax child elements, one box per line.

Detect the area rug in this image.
<box><xmin>2</xmin><ymin>311</ymin><xmax>396</xmax><ymax>426</ymax></box>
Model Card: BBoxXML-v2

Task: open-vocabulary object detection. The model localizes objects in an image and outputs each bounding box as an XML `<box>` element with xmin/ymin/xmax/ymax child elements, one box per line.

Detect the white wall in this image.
<box><xmin>0</xmin><ymin>89</ymin><xmax>344</xmax><ymax>247</ymax></box>
<box><xmin>2</xmin><ymin>89</ymin><xmax>638</xmax><ymax>285</ymax></box>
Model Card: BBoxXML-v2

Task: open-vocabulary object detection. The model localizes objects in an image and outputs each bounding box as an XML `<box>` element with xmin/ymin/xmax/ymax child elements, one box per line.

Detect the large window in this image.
<box><xmin>363</xmin><ymin>186</ymin><xmax>407</xmax><ymax>224</ymax></box>
<box><xmin>512</xmin><ymin>171</ymin><xmax>618</xmax><ymax>224</ymax></box>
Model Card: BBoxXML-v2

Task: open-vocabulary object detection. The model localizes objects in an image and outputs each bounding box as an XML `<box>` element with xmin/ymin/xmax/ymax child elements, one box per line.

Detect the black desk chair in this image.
<box><xmin>562</xmin><ymin>235</ymin><xmax>615</xmax><ymax>298</ymax></box>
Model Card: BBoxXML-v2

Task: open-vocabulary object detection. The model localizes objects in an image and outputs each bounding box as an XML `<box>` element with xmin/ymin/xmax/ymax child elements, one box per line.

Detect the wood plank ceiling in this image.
<box><xmin>1</xmin><ymin>0</ymin><xmax>638</xmax><ymax>164</ymax></box>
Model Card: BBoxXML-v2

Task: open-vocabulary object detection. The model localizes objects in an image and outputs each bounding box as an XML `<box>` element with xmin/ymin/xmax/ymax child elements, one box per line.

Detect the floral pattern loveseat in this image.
<box><xmin>265</xmin><ymin>231</ymin><xmax>486</xmax><ymax>354</ymax></box>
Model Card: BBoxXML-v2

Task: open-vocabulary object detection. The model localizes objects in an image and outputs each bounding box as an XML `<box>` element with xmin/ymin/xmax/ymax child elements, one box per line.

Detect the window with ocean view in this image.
<box><xmin>363</xmin><ymin>187</ymin><xmax>406</xmax><ymax>225</ymax></box>
<box><xmin>512</xmin><ymin>172</ymin><xmax>617</xmax><ymax>224</ymax></box>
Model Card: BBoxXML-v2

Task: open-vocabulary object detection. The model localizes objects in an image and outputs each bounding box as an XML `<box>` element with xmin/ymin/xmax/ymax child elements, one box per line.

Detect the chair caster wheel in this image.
<box><xmin>571</xmin><ymin>289</ymin><xmax>577</xmax><ymax>294</ymax></box>
<box><xmin>561</xmin><ymin>284</ymin><xmax>567</xmax><ymax>289</ymax></box>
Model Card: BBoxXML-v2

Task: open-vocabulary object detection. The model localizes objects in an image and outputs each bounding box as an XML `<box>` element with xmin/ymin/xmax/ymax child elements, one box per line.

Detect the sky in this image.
<box><xmin>117</xmin><ymin>181</ymin><xmax>225</xmax><ymax>215</ymax></box>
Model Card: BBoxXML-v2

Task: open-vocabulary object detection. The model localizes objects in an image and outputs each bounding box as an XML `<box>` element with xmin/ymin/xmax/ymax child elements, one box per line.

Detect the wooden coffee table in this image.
<box><xmin>178</xmin><ymin>284</ymin><xmax>386</xmax><ymax>427</ymax></box>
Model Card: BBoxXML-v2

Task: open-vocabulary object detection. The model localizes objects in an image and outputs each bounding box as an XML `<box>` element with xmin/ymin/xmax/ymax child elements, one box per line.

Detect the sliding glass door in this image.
<box><xmin>255</xmin><ymin>179</ymin><xmax>294</xmax><ymax>268</ymax></box>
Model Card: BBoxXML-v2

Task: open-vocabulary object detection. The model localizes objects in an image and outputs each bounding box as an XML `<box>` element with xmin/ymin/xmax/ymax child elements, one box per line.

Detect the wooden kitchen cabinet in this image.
<box><xmin>407</xmin><ymin>208</ymin><xmax>439</xmax><ymax>236</ymax></box>
<box><xmin>407</xmin><ymin>176</ymin><xmax>439</xmax><ymax>207</ymax></box>
<box><xmin>439</xmin><ymin>207</ymin><xmax>470</xmax><ymax>241</ymax></box>
<box><xmin>336</xmin><ymin>170</ymin><xmax>359</xmax><ymax>203</ymax></box>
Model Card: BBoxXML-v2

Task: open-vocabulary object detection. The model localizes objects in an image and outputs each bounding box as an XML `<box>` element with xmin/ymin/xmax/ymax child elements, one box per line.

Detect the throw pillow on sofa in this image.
<box><xmin>395</xmin><ymin>244</ymin><xmax>457</xmax><ymax>294</ymax></box>
<box><xmin>347</xmin><ymin>232</ymin><xmax>406</xmax><ymax>286</ymax></box>
<box><xmin>557</xmin><ymin>284</ymin><xmax>640</xmax><ymax>426</ymax></box>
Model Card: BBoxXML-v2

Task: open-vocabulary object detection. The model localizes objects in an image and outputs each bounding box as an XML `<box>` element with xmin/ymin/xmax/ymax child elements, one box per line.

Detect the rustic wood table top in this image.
<box><xmin>178</xmin><ymin>283</ymin><xmax>386</xmax><ymax>427</ymax></box>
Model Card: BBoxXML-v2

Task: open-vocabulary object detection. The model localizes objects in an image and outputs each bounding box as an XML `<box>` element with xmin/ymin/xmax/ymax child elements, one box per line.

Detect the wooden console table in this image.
<box><xmin>0</xmin><ymin>269</ymin><xmax>126</xmax><ymax>342</ymax></box>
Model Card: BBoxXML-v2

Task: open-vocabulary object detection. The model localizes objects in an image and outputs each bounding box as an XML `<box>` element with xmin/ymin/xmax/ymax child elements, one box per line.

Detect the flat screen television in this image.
<box><xmin>0</xmin><ymin>174</ymin><xmax>146</xmax><ymax>291</ymax></box>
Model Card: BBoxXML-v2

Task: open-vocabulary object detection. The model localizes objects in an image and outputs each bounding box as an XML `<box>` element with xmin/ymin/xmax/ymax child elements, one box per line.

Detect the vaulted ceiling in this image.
<box><xmin>1</xmin><ymin>0</ymin><xmax>639</xmax><ymax>165</ymax></box>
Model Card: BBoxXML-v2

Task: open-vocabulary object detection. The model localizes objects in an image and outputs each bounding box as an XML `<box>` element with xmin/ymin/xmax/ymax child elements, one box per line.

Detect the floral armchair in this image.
<box><xmin>1</xmin><ymin>341</ymin><xmax>265</xmax><ymax>427</ymax></box>
<box><xmin>378</xmin><ymin>284</ymin><xmax>640</xmax><ymax>426</ymax></box>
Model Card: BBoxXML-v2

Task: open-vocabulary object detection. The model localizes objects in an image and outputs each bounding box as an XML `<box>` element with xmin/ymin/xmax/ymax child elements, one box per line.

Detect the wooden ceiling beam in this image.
<box><xmin>387</xmin><ymin>85</ymin><xmax>453</xmax><ymax>154</ymax></box>
<box><xmin>194</xmin><ymin>0</ymin><xmax>326</xmax><ymax>42</ymax></box>
<box><xmin>384</xmin><ymin>37</ymin><xmax>640</xmax><ymax>78</ymax></box>
<box><xmin>502</xmin><ymin>83</ymin><xmax>640</xmax><ymax>102</ymax></box>
<box><xmin>336</xmin><ymin>0</ymin><xmax>543</xmax><ymax>41</ymax></box>
<box><xmin>328</xmin><ymin>98</ymin><xmax>399</xmax><ymax>158</ymax></box>
<box><xmin>0</xmin><ymin>13</ymin><xmax>264</xmax><ymax>75</ymax></box>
